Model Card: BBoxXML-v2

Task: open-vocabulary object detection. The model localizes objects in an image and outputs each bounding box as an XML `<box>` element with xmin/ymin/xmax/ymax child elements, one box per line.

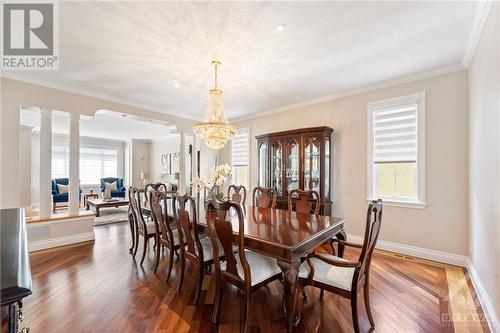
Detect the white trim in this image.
<box><xmin>347</xmin><ymin>234</ymin><xmax>469</xmax><ymax>267</ymax></box>
<box><xmin>28</xmin><ymin>231</ymin><xmax>95</xmax><ymax>252</ymax></box>
<box><xmin>233</xmin><ymin>64</ymin><xmax>464</xmax><ymax>122</ymax></box>
<box><xmin>366</xmin><ymin>198</ymin><xmax>426</xmax><ymax>209</ymax></box>
<box><xmin>468</xmin><ymin>261</ymin><xmax>500</xmax><ymax>333</ymax></box>
<box><xmin>0</xmin><ymin>72</ymin><xmax>201</xmax><ymax>121</ymax></box>
<box><xmin>463</xmin><ymin>1</ymin><xmax>493</xmax><ymax>68</ymax></box>
<box><xmin>366</xmin><ymin>92</ymin><xmax>426</xmax><ymax>206</ymax></box>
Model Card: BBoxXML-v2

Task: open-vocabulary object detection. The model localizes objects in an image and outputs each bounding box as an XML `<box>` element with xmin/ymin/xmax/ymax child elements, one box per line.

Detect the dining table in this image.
<box><xmin>137</xmin><ymin>199</ymin><xmax>347</xmax><ymax>332</ymax></box>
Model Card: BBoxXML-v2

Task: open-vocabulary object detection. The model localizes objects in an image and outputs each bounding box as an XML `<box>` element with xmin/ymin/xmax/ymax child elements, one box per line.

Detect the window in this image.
<box><xmin>231</xmin><ymin>127</ymin><xmax>249</xmax><ymax>188</ymax></box>
<box><xmin>51</xmin><ymin>143</ymin><xmax>119</xmax><ymax>185</ymax></box>
<box><xmin>367</xmin><ymin>92</ymin><xmax>426</xmax><ymax>208</ymax></box>
<box><xmin>80</xmin><ymin>148</ymin><xmax>118</xmax><ymax>185</ymax></box>
<box><xmin>52</xmin><ymin>144</ymin><xmax>69</xmax><ymax>179</ymax></box>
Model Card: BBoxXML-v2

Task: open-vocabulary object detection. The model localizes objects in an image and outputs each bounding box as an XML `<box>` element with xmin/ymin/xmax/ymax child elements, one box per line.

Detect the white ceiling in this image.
<box><xmin>6</xmin><ymin>1</ymin><xmax>478</xmax><ymax>120</ymax></box>
<box><xmin>20</xmin><ymin>108</ymin><xmax>174</xmax><ymax>141</ymax></box>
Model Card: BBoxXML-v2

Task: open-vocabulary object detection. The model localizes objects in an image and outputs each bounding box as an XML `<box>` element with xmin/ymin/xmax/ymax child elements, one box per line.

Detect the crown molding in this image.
<box><xmin>0</xmin><ymin>72</ymin><xmax>201</xmax><ymax>121</ymax></box>
<box><xmin>462</xmin><ymin>0</ymin><xmax>492</xmax><ymax>68</ymax></box>
<box><xmin>232</xmin><ymin>63</ymin><xmax>466</xmax><ymax>123</ymax></box>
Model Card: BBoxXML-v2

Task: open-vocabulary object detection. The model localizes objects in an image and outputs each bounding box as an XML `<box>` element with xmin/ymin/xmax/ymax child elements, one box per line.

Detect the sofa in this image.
<box><xmin>100</xmin><ymin>177</ymin><xmax>126</xmax><ymax>198</ymax></box>
<box><xmin>52</xmin><ymin>178</ymin><xmax>82</xmax><ymax>213</ymax></box>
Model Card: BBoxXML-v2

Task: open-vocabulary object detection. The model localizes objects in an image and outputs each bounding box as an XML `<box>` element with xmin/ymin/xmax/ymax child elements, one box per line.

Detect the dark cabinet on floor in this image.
<box><xmin>256</xmin><ymin>126</ymin><xmax>333</xmax><ymax>215</ymax></box>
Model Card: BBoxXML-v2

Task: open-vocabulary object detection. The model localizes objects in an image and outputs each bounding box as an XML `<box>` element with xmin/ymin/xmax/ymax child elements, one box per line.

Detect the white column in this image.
<box><xmin>179</xmin><ymin>132</ymin><xmax>186</xmax><ymax>195</ymax></box>
<box><xmin>39</xmin><ymin>109</ymin><xmax>52</xmax><ymax>217</ymax></box>
<box><xmin>191</xmin><ymin>131</ymin><xmax>199</xmax><ymax>195</ymax></box>
<box><xmin>68</xmin><ymin>113</ymin><xmax>80</xmax><ymax>214</ymax></box>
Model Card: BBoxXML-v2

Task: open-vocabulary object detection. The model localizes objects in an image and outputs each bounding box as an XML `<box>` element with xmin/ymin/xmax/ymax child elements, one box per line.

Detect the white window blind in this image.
<box><xmin>231</xmin><ymin>128</ymin><xmax>249</xmax><ymax>188</ymax></box>
<box><xmin>51</xmin><ymin>143</ymin><xmax>119</xmax><ymax>185</ymax></box>
<box><xmin>52</xmin><ymin>145</ymin><xmax>69</xmax><ymax>179</ymax></box>
<box><xmin>373</xmin><ymin>104</ymin><xmax>417</xmax><ymax>163</ymax></box>
<box><xmin>231</xmin><ymin>130</ymin><xmax>249</xmax><ymax>166</ymax></box>
<box><xmin>367</xmin><ymin>92</ymin><xmax>426</xmax><ymax>208</ymax></box>
<box><xmin>80</xmin><ymin>148</ymin><xmax>118</xmax><ymax>185</ymax></box>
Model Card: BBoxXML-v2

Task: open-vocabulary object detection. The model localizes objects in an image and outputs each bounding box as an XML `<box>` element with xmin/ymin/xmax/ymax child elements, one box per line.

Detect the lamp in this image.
<box><xmin>140</xmin><ymin>172</ymin><xmax>149</xmax><ymax>186</ymax></box>
<box><xmin>193</xmin><ymin>60</ymin><xmax>236</xmax><ymax>150</ymax></box>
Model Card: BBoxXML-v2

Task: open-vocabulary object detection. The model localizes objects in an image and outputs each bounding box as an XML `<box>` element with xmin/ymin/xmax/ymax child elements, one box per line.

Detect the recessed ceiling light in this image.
<box><xmin>174</xmin><ymin>82</ymin><xmax>180</xmax><ymax>89</ymax></box>
<box><xmin>277</xmin><ymin>24</ymin><xmax>285</xmax><ymax>32</ymax></box>
<box><xmin>121</xmin><ymin>114</ymin><xmax>127</xmax><ymax>117</ymax></box>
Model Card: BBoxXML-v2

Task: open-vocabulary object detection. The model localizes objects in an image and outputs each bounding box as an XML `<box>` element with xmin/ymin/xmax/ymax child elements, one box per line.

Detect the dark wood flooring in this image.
<box><xmin>25</xmin><ymin>222</ymin><xmax>489</xmax><ymax>333</ymax></box>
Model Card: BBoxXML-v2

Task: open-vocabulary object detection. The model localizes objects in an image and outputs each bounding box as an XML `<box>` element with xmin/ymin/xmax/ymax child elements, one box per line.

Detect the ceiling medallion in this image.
<box><xmin>194</xmin><ymin>60</ymin><xmax>236</xmax><ymax>150</ymax></box>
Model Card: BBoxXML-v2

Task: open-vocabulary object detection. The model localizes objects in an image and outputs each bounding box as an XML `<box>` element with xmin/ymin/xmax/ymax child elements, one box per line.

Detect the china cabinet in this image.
<box><xmin>256</xmin><ymin>126</ymin><xmax>333</xmax><ymax>215</ymax></box>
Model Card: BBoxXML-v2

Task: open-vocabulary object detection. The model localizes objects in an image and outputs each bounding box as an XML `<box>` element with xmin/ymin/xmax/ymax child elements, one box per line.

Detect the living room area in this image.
<box><xmin>18</xmin><ymin>105</ymin><xmax>195</xmax><ymax>251</ymax></box>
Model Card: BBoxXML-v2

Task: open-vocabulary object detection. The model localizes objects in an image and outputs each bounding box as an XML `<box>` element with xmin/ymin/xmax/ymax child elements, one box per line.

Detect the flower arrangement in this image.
<box><xmin>191</xmin><ymin>163</ymin><xmax>231</xmax><ymax>201</ymax></box>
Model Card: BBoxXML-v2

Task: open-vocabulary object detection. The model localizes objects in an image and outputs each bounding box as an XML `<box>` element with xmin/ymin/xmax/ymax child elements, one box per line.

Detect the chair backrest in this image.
<box><xmin>101</xmin><ymin>177</ymin><xmax>123</xmax><ymax>190</ymax></box>
<box><xmin>228</xmin><ymin>185</ymin><xmax>247</xmax><ymax>205</ymax></box>
<box><xmin>149</xmin><ymin>190</ymin><xmax>175</xmax><ymax>245</ymax></box>
<box><xmin>288</xmin><ymin>189</ymin><xmax>320</xmax><ymax>215</ymax></box>
<box><xmin>354</xmin><ymin>199</ymin><xmax>383</xmax><ymax>285</ymax></box>
<box><xmin>52</xmin><ymin>178</ymin><xmax>69</xmax><ymax>193</ymax></box>
<box><xmin>252</xmin><ymin>187</ymin><xmax>277</xmax><ymax>209</ymax></box>
<box><xmin>173</xmin><ymin>194</ymin><xmax>203</xmax><ymax>261</ymax></box>
<box><xmin>129</xmin><ymin>187</ymin><xmax>148</xmax><ymax>232</ymax></box>
<box><xmin>145</xmin><ymin>182</ymin><xmax>167</xmax><ymax>204</ymax></box>
<box><xmin>206</xmin><ymin>200</ymin><xmax>250</xmax><ymax>288</ymax></box>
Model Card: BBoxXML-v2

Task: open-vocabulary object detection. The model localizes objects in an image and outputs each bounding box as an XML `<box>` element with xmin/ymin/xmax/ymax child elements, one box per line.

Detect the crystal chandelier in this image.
<box><xmin>194</xmin><ymin>60</ymin><xmax>237</xmax><ymax>150</ymax></box>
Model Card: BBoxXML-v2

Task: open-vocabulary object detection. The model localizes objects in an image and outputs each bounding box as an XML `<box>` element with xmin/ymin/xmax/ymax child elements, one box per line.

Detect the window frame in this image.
<box><xmin>230</xmin><ymin>127</ymin><xmax>250</xmax><ymax>189</ymax></box>
<box><xmin>367</xmin><ymin>92</ymin><xmax>426</xmax><ymax>209</ymax></box>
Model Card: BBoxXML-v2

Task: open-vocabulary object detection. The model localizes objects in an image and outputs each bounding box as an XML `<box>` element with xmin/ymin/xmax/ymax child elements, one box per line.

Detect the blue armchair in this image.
<box><xmin>52</xmin><ymin>178</ymin><xmax>82</xmax><ymax>213</ymax></box>
<box><xmin>100</xmin><ymin>177</ymin><xmax>126</xmax><ymax>198</ymax></box>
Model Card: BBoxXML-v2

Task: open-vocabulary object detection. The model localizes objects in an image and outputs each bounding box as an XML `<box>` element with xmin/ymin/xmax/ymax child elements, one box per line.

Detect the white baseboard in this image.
<box><xmin>467</xmin><ymin>262</ymin><xmax>500</xmax><ymax>333</ymax></box>
<box><xmin>346</xmin><ymin>234</ymin><xmax>469</xmax><ymax>267</ymax></box>
<box><xmin>28</xmin><ymin>232</ymin><xmax>95</xmax><ymax>252</ymax></box>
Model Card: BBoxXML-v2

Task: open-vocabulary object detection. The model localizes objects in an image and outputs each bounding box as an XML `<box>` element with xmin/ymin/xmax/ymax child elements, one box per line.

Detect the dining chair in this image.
<box><xmin>149</xmin><ymin>191</ymin><xmax>182</xmax><ymax>278</ymax></box>
<box><xmin>173</xmin><ymin>194</ymin><xmax>226</xmax><ymax>304</ymax></box>
<box><xmin>297</xmin><ymin>199</ymin><xmax>383</xmax><ymax>332</ymax></box>
<box><xmin>144</xmin><ymin>182</ymin><xmax>167</xmax><ymax>207</ymax></box>
<box><xmin>206</xmin><ymin>200</ymin><xmax>282</xmax><ymax>333</ymax></box>
<box><xmin>252</xmin><ymin>186</ymin><xmax>277</xmax><ymax>209</ymax></box>
<box><xmin>287</xmin><ymin>189</ymin><xmax>320</xmax><ymax>215</ymax></box>
<box><xmin>129</xmin><ymin>187</ymin><xmax>160</xmax><ymax>265</ymax></box>
<box><xmin>228</xmin><ymin>184</ymin><xmax>247</xmax><ymax>205</ymax></box>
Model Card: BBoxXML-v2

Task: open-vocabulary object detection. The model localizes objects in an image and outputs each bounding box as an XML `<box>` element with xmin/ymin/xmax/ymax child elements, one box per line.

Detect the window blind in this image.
<box><xmin>373</xmin><ymin>104</ymin><xmax>418</xmax><ymax>163</ymax></box>
<box><xmin>231</xmin><ymin>131</ymin><xmax>249</xmax><ymax>166</ymax></box>
<box><xmin>51</xmin><ymin>143</ymin><xmax>118</xmax><ymax>184</ymax></box>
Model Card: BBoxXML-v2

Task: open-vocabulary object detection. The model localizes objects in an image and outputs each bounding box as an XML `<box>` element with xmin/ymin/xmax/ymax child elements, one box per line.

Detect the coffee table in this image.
<box><xmin>86</xmin><ymin>198</ymin><xmax>129</xmax><ymax>217</ymax></box>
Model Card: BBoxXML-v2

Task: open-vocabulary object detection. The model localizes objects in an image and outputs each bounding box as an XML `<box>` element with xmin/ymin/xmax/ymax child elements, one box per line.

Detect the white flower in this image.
<box><xmin>215</xmin><ymin>175</ymin><xmax>227</xmax><ymax>186</ymax></box>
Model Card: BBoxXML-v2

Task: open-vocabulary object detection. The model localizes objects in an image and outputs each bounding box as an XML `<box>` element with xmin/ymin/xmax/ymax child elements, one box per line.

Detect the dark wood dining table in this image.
<box><xmin>137</xmin><ymin>200</ymin><xmax>347</xmax><ymax>332</ymax></box>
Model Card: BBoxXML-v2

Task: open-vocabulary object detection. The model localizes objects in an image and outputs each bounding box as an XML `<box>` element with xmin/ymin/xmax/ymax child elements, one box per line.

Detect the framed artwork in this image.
<box><xmin>161</xmin><ymin>154</ymin><xmax>170</xmax><ymax>174</ymax></box>
<box><xmin>170</xmin><ymin>153</ymin><xmax>180</xmax><ymax>173</ymax></box>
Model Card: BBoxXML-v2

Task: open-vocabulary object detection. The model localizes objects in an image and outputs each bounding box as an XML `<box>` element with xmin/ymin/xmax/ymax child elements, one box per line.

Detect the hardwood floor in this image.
<box><xmin>25</xmin><ymin>222</ymin><xmax>490</xmax><ymax>333</ymax></box>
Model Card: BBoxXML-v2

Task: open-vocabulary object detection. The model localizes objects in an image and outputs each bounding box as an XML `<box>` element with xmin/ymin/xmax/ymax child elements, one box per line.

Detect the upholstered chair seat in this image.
<box><xmin>299</xmin><ymin>254</ymin><xmax>354</xmax><ymax>291</ymax></box>
<box><xmin>221</xmin><ymin>250</ymin><xmax>282</xmax><ymax>287</ymax></box>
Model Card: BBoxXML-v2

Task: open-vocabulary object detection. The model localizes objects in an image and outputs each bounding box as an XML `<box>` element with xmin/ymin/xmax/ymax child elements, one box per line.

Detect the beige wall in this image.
<box><xmin>149</xmin><ymin>135</ymin><xmax>180</xmax><ymax>185</ymax></box>
<box><xmin>130</xmin><ymin>139</ymin><xmax>150</xmax><ymax>188</ymax></box>
<box><xmin>227</xmin><ymin>70</ymin><xmax>469</xmax><ymax>256</ymax></box>
<box><xmin>468</xmin><ymin>2</ymin><xmax>500</xmax><ymax>328</ymax></box>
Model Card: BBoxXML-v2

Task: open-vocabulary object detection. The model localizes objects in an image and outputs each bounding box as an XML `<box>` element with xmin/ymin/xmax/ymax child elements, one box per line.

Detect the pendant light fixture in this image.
<box><xmin>194</xmin><ymin>60</ymin><xmax>236</xmax><ymax>150</ymax></box>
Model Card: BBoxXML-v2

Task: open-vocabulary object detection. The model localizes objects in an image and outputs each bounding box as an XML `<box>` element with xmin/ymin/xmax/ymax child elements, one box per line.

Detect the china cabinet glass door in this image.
<box><xmin>324</xmin><ymin>137</ymin><xmax>330</xmax><ymax>200</ymax></box>
<box><xmin>258</xmin><ymin>141</ymin><xmax>268</xmax><ymax>187</ymax></box>
<box><xmin>304</xmin><ymin>137</ymin><xmax>321</xmax><ymax>193</ymax></box>
<box><xmin>271</xmin><ymin>141</ymin><xmax>283</xmax><ymax>195</ymax></box>
<box><xmin>285</xmin><ymin>139</ymin><xmax>299</xmax><ymax>195</ymax></box>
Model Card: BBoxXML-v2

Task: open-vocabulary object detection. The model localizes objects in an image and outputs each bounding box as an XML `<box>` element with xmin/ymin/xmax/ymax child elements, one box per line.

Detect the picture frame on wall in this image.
<box><xmin>161</xmin><ymin>154</ymin><xmax>170</xmax><ymax>174</ymax></box>
<box><xmin>170</xmin><ymin>153</ymin><xmax>180</xmax><ymax>173</ymax></box>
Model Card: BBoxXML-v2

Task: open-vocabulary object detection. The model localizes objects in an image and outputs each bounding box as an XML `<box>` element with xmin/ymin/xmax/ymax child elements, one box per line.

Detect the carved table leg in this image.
<box><xmin>277</xmin><ymin>259</ymin><xmax>301</xmax><ymax>332</ymax></box>
<box><xmin>336</xmin><ymin>229</ymin><xmax>347</xmax><ymax>258</ymax></box>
